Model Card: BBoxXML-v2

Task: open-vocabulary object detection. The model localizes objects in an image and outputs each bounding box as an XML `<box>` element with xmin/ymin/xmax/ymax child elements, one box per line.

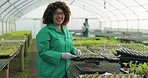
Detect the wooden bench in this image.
<box><xmin>0</xmin><ymin>58</ymin><xmax>12</xmax><ymax>78</ymax></box>
<box><xmin>0</xmin><ymin>41</ymin><xmax>24</xmax><ymax>78</ymax></box>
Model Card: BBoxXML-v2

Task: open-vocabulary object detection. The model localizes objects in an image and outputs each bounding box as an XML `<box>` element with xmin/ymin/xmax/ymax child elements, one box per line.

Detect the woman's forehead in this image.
<box><xmin>54</xmin><ymin>8</ymin><xmax>63</xmax><ymax>12</ymax></box>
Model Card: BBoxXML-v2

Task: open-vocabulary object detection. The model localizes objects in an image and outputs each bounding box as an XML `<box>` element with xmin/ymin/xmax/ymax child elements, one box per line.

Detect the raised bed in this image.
<box><xmin>0</xmin><ymin>42</ymin><xmax>22</xmax><ymax>59</ymax></box>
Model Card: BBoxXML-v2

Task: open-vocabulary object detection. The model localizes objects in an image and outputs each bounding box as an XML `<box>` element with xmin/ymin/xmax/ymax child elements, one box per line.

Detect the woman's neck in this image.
<box><xmin>56</xmin><ymin>25</ymin><xmax>61</xmax><ymax>30</ymax></box>
<box><xmin>53</xmin><ymin>23</ymin><xmax>62</xmax><ymax>32</ymax></box>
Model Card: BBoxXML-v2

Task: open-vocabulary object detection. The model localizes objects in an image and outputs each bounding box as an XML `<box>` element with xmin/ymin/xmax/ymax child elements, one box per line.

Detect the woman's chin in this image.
<box><xmin>57</xmin><ymin>22</ymin><xmax>63</xmax><ymax>25</ymax></box>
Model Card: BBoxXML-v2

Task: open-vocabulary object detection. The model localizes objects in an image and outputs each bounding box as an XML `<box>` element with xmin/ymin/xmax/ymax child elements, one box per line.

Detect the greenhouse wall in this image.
<box><xmin>3</xmin><ymin>21</ymin><xmax>6</xmax><ymax>34</ymax></box>
<box><xmin>16</xmin><ymin>18</ymin><xmax>148</xmax><ymax>38</ymax></box>
<box><xmin>68</xmin><ymin>18</ymin><xmax>100</xmax><ymax>30</ymax></box>
<box><xmin>102</xmin><ymin>19</ymin><xmax>148</xmax><ymax>33</ymax></box>
<box><xmin>16</xmin><ymin>18</ymin><xmax>42</xmax><ymax>38</ymax></box>
<box><xmin>16</xmin><ymin>18</ymin><xmax>100</xmax><ymax>38</ymax></box>
<box><xmin>0</xmin><ymin>20</ymin><xmax>2</xmax><ymax>35</ymax></box>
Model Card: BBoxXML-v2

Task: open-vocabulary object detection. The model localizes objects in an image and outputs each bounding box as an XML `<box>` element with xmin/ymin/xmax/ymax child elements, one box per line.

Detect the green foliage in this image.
<box><xmin>128</xmin><ymin>61</ymin><xmax>148</xmax><ymax>76</ymax></box>
<box><xmin>3</xmin><ymin>30</ymin><xmax>31</xmax><ymax>36</ymax></box>
<box><xmin>0</xmin><ymin>43</ymin><xmax>19</xmax><ymax>55</ymax></box>
<box><xmin>83</xmin><ymin>72</ymin><xmax>99</xmax><ymax>78</ymax></box>
<box><xmin>73</xmin><ymin>36</ymin><xmax>120</xmax><ymax>47</ymax></box>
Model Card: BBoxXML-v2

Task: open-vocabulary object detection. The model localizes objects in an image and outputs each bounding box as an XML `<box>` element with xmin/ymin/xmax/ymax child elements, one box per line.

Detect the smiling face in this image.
<box><xmin>53</xmin><ymin>8</ymin><xmax>65</xmax><ymax>26</ymax></box>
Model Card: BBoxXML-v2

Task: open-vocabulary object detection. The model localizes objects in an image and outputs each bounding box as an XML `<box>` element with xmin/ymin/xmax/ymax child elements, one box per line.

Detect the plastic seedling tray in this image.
<box><xmin>74</xmin><ymin>63</ymin><xmax>106</xmax><ymax>74</ymax></box>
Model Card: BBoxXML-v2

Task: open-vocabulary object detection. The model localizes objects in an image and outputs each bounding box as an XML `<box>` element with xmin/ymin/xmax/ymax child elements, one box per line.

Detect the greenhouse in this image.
<box><xmin>1</xmin><ymin>0</ymin><xmax>148</xmax><ymax>78</ymax></box>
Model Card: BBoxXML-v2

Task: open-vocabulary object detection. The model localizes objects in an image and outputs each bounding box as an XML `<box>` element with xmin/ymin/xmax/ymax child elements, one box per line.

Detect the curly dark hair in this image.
<box><xmin>42</xmin><ymin>1</ymin><xmax>71</xmax><ymax>25</ymax></box>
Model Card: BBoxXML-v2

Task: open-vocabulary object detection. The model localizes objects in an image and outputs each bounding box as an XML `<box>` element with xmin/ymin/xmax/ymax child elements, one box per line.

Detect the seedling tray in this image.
<box><xmin>105</xmin><ymin>57</ymin><xmax>120</xmax><ymax>63</ymax></box>
<box><xmin>74</xmin><ymin>63</ymin><xmax>106</xmax><ymax>74</ymax></box>
<box><xmin>0</xmin><ymin>45</ymin><xmax>22</xmax><ymax>59</ymax></box>
<box><xmin>120</xmin><ymin>56</ymin><xmax>148</xmax><ymax>62</ymax></box>
<box><xmin>84</xmin><ymin>59</ymin><xmax>100</xmax><ymax>65</ymax></box>
<box><xmin>116</xmin><ymin>47</ymin><xmax>148</xmax><ymax>58</ymax></box>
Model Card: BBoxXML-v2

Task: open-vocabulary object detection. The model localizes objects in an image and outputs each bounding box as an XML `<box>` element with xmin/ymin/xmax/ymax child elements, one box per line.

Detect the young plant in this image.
<box><xmin>129</xmin><ymin>61</ymin><xmax>137</xmax><ymax>73</ymax></box>
<box><xmin>122</xmin><ymin>62</ymin><xmax>128</xmax><ymax>71</ymax></box>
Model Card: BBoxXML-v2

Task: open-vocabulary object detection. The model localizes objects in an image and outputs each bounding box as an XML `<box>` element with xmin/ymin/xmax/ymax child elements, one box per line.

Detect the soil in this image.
<box><xmin>28</xmin><ymin>39</ymin><xmax>38</xmax><ymax>78</ymax></box>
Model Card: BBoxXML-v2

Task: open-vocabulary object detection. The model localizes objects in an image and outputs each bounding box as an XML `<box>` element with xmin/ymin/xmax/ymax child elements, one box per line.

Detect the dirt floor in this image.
<box><xmin>28</xmin><ymin>39</ymin><xmax>38</xmax><ymax>78</ymax></box>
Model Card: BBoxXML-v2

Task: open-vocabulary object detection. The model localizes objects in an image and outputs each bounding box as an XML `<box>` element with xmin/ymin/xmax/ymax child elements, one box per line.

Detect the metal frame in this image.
<box><xmin>0</xmin><ymin>0</ymin><xmax>148</xmax><ymax>34</ymax></box>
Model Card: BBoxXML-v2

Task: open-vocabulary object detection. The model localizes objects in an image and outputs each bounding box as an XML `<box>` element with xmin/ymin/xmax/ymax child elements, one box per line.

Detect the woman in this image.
<box><xmin>36</xmin><ymin>1</ymin><xmax>81</xmax><ymax>78</ymax></box>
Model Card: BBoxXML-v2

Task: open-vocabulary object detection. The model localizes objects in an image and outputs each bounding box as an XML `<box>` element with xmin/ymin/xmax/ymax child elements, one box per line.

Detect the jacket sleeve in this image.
<box><xmin>69</xmin><ymin>32</ymin><xmax>77</xmax><ymax>55</ymax></box>
<box><xmin>71</xmin><ymin>44</ymin><xmax>76</xmax><ymax>55</ymax></box>
<box><xmin>36</xmin><ymin>31</ymin><xmax>61</xmax><ymax>66</ymax></box>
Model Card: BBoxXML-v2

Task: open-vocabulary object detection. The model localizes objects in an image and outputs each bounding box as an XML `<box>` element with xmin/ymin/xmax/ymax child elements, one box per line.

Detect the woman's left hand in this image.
<box><xmin>74</xmin><ymin>49</ymin><xmax>81</xmax><ymax>57</ymax></box>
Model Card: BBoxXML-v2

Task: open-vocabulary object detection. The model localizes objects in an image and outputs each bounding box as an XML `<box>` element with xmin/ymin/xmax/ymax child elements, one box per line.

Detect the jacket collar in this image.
<box><xmin>47</xmin><ymin>23</ymin><xmax>65</xmax><ymax>33</ymax></box>
<box><xmin>47</xmin><ymin>23</ymin><xmax>57</xmax><ymax>29</ymax></box>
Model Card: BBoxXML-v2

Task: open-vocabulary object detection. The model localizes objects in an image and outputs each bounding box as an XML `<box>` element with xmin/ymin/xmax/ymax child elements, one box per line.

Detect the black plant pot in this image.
<box><xmin>140</xmin><ymin>75</ymin><xmax>148</xmax><ymax>78</ymax></box>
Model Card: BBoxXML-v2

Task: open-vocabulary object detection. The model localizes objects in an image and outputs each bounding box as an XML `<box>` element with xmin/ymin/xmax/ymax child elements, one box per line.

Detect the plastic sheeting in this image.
<box><xmin>1</xmin><ymin>0</ymin><xmax>148</xmax><ymax>34</ymax></box>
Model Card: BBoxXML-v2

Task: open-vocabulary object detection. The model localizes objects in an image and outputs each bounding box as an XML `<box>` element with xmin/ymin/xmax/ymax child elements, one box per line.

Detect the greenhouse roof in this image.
<box><xmin>1</xmin><ymin>0</ymin><xmax>148</xmax><ymax>21</ymax></box>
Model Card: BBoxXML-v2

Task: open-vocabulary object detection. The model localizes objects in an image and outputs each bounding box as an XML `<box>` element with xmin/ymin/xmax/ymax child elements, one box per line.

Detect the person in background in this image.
<box><xmin>82</xmin><ymin>18</ymin><xmax>89</xmax><ymax>37</ymax></box>
<box><xmin>36</xmin><ymin>1</ymin><xmax>81</xmax><ymax>78</ymax></box>
<box><xmin>82</xmin><ymin>23</ymin><xmax>88</xmax><ymax>37</ymax></box>
<box><xmin>84</xmin><ymin>18</ymin><xmax>89</xmax><ymax>36</ymax></box>
<box><xmin>85</xmin><ymin>18</ymin><xmax>89</xmax><ymax>26</ymax></box>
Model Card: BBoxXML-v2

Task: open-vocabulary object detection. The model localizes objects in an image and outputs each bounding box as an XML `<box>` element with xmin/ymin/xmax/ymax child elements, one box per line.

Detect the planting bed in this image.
<box><xmin>71</xmin><ymin>37</ymin><xmax>148</xmax><ymax>78</ymax></box>
<box><xmin>0</xmin><ymin>42</ymin><xmax>22</xmax><ymax>58</ymax></box>
<box><xmin>78</xmin><ymin>73</ymin><xmax>140</xmax><ymax>78</ymax></box>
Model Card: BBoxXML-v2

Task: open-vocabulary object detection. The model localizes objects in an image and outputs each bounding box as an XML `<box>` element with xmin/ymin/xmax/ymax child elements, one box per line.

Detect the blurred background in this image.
<box><xmin>1</xmin><ymin>0</ymin><xmax>148</xmax><ymax>38</ymax></box>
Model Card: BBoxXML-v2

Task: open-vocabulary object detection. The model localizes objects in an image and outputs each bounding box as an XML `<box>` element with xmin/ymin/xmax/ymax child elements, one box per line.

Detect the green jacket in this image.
<box><xmin>36</xmin><ymin>23</ymin><xmax>76</xmax><ymax>78</ymax></box>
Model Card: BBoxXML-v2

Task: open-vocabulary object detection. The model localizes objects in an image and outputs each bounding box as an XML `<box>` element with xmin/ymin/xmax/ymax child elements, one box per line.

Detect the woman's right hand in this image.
<box><xmin>61</xmin><ymin>53</ymin><xmax>77</xmax><ymax>59</ymax></box>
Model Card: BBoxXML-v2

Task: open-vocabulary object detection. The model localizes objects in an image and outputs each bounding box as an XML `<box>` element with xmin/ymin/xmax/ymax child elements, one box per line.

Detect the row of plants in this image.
<box><xmin>74</xmin><ymin>36</ymin><xmax>148</xmax><ymax>49</ymax></box>
<box><xmin>79</xmin><ymin>72</ymin><xmax>139</xmax><ymax>78</ymax></box>
<box><xmin>0</xmin><ymin>30</ymin><xmax>32</xmax><ymax>78</ymax></box>
<box><xmin>0</xmin><ymin>42</ymin><xmax>21</xmax><ymax>56</ymax></box>
<box><xmin>3</xmin><ymin>31</ymin><xmax>31</xmax><ymax>36</ymax></box>
<box><xmin>0</xmin><ymin>30</ymin><xmax>32</xmax><ymax>54</ymax></box>
<box><xmin>122</xmin><ymin>61</ymin><xmax>148</xmax><ymax>77</ymax></box>
<box><xmin>73</xmin><ymin>37</ymin><xmax>121</xmax><ymax>55</ymax></box>
<box><xmin>116</xmin><ymin>47</ymin><xmax>148</xmax><ymax>58</ymax></box>
<box><xmin>73</xmin><ymin>37</ymin><xmax>120</xmax><ymax>62</ymax></box>
<box><xmin>73</xmin><ymin>37</ymin><xmax>120</xmax><ymax>47</ymax></box>
<box><xmin>73</xmin><ymin>36</ymin><xmax>148</xmax><ymax>77</ymax></box>
<box><xmin>75</xmin><ymin>46</ymin><xmax>104</xmax><ymax>60</ymax></box>
<box><xmin>121</xmin><ymin>43</ymin><xmax>148</xmax><ymax>53</ymax></box>
<box><xmin>73</xmin><ymin>37</ymin><xmax>148</xmax><ymax>58</ymax></box>
<box><xmin>89</xmin><ymin>47</ymin><xmax>117</xmax><ymax>58</ymax></box>
<box><xmin>0</xmin><ymin>30</ymin><xmax>32</xmax><ymax>40</ymax></box>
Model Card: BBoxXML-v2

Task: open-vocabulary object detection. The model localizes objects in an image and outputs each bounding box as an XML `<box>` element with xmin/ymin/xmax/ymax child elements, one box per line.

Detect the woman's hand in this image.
<box><xmin>61</xmin><ymin>53</ymin><xmax>77</xmax><ymax>59</ymax></box>
<box><xmin>74</xmin><ymin>49</ymin><xmax>81</xmax><ymax>57</ymax></box>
